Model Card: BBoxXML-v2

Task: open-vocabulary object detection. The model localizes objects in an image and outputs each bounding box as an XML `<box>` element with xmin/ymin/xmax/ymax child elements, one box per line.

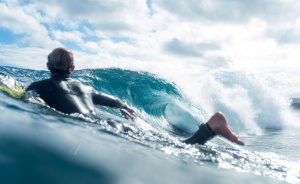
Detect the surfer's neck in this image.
<box><xmin>50</xmin><ymin>73</ymin><xmax>71</xmax><ymax>78</ymax></box>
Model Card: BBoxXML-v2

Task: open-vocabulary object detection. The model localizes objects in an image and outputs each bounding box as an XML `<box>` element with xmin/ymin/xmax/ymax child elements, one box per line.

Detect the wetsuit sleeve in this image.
<box><xmin>26</xmin><ymin>82</ymin><xmax>37</xmax><ymax>91</ymax></box>
<box><xmin>91</xmin><ymin>91</ymin><xmax>127</xmax><ymax>109</ymax></box>
<box><xmin>26</xmin><ymin>81</ymin><xmax>49</xmax><ymax>93</ymax></box>
<box><xmin>25</xmin><ymin>82</ymin><xmax>45</xmax><ymax>94</ymax></box>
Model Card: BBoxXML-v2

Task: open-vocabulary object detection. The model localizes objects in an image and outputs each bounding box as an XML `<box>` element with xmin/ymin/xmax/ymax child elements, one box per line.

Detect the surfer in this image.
<box><xmin>26</xmin><ymin>47</ymin><xmax>244</xmax><ymax>146</ymax></box>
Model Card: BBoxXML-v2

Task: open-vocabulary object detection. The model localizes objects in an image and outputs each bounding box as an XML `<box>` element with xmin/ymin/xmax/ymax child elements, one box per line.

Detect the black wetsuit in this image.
<box><xmin>26</xmin><ymin>75</ymin><xmax>133</xmax><ymax>131</ymax></box>
<box><xmin>26</xmin><ymin>75</ymin><xmax>127</xmax><ymax>114</ymax></box>
<box><xmin>26</xmin><ymin>75</ymin><xmax>215</xmax><ymax>144</ymax></box>
<box><xmin>183</xmin><ymin>124</ymin><xmax>216</xmax><ymax>145</ymax></box>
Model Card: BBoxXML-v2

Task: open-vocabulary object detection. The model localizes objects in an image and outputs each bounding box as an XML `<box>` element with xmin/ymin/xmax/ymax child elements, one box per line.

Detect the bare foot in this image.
<box><xmin>207</xmin><ymin>112</ymin><xmax>245</xmax><ymax>146</ymax></box>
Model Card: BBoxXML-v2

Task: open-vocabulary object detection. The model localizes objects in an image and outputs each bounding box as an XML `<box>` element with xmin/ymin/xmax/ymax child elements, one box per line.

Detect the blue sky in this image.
<box><xmin>1</xmin><ymin>0</ymin><xmax>300</xmax><ymax>75</ymax></box>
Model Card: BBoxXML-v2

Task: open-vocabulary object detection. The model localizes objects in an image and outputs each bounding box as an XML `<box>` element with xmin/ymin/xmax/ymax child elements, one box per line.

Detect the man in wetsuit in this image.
<box><xmin>26</xmin><ymin>47</ymin><xmax>136</xmax><ymax>127</ymax></box>
<box><xmin>26</xmin><ymin>47</ymin><xmax>244</xmax><ymax>146</ymax></box>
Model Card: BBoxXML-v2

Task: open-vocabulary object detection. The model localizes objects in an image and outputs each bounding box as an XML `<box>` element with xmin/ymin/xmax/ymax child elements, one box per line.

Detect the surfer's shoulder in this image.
<box><xmin>26</xmin><ymin>79</ymin><xmax>51</xmax><ymax>91</ymax></box>
<box><xmin>62</xmin><ymin>78</ymin><xmax>94</xmax><ymax>93</ymax></box>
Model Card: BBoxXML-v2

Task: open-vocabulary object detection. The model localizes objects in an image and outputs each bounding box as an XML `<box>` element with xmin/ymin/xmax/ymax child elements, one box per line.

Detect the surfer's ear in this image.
<box><xmin>70</xmin><ymin>65</ymin><xmax>75</xmax><ymax>72</ymax></box>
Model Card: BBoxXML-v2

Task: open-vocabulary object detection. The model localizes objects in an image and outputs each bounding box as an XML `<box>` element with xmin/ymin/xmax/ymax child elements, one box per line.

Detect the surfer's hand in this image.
<box><xmin>120</xmin><ymin>107</ymin><xmax>137</xmax><ymax>121</ymax></box>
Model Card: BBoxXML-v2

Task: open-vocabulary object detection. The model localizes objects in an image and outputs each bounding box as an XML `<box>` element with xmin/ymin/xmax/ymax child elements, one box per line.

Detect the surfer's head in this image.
<box><xmin>47</xmin><ymin>47</ymin><xmax>74</xmax><ymax>75</ymax></box>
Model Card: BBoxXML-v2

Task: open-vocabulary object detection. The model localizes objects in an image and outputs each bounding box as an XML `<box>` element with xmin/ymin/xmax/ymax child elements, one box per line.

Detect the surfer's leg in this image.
<box><xmin>207</xmin><ymin>112</ymin><xmax>244</xmax><ymax>146</ymax></box>
<box><xmin>183</xmin><ymin>123</ymin><xmax>216</xmax><ymax>145</ymax></box>
<box><xmin>183</xmin><ymin>112</ymin><xmax>244</xmax><ymax>146</ymax></box>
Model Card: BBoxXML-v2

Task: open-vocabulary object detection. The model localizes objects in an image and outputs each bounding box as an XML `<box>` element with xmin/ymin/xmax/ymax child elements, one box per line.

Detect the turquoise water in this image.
<box><xmin>0</xmin><ymin>66</ymin><xmax>299</xmax><ymax>184</ymax></box>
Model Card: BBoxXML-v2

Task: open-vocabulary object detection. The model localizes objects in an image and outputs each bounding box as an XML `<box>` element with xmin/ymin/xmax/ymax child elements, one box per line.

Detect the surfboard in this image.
<box><xmin>0</xmin><ymin>83</ymin><xmax>25</xmax><ymax>98</ymax></box>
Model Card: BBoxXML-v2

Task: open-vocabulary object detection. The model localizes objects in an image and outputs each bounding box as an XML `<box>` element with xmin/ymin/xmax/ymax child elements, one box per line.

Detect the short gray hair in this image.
<box><xmin>47</xmin><ymin>47</ymin><xmax>74</xmax><ymax>72</ymax></box>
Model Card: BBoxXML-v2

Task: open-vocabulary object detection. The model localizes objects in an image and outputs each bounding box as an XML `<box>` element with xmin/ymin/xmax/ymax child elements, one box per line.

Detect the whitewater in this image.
<box><xmin>0</xmin><ymin>65</ymin><xmax>299</xmax><ymax>184</ymax></box>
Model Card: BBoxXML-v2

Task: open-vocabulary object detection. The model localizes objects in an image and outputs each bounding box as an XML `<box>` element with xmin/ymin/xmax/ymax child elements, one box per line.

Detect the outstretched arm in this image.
<box><xmin>92</xmin><ymin>92</ymin><xmax>136</xmax><ymax>120</ymax></box>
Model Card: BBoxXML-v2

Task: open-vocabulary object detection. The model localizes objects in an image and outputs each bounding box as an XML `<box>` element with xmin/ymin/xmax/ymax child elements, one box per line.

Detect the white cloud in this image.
<box><xmin>0</xmin><ymin>2</ymin><xmax>60</xmax><ymax>48</ymax></box>
<box><xmin>266</xmin><ymin>19</ymin><xmax>300</xmax><ymax>44</ymax></box>
<box><xmin>0</xmin><ymin>44</ymin><xmax>50</xmax><ymax>69</ymax></box>
<box><xmin>30</xmin><ymin>0</ymin><xmax>152</xmax><ymax>36</ymax></box>
<box><xmin>0</xmin><ymin>0</ymin><xmax>300</xmax><ymax>77</ymax></box>
<box><xmin>52</xmin><ymin>30</ymin><xmax>84</xmax><ymax>43</ymax></box>
<box><xmin>153</xmin><ymin>0</ymin><xmax>300</xmax><ymax>24</ymax></box>
<box><xmin>164</xmin><ymin>38</ymin><xmax>220</xmax><ymax>58</ymax></box>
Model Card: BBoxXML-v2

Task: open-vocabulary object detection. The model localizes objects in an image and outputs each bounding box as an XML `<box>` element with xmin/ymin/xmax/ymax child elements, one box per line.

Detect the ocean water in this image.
<box><xmin>0</xmin><ymin>66</ymin><xmax>299</xmax><ymax>184</ymax></box>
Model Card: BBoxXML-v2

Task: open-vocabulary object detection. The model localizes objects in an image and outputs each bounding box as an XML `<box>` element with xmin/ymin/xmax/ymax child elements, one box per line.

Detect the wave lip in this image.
<box><xmin>164</xmin><ymin>103</ymin><xmax>199</xmax><ymax>133</ymax></box>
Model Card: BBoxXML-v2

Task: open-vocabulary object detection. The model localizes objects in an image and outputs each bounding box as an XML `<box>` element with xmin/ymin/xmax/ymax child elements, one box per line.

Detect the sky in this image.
<box><xmin>1</xmin><ymin>0</ymin><xmax>300</xmax><ymax>77</ymax></box>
